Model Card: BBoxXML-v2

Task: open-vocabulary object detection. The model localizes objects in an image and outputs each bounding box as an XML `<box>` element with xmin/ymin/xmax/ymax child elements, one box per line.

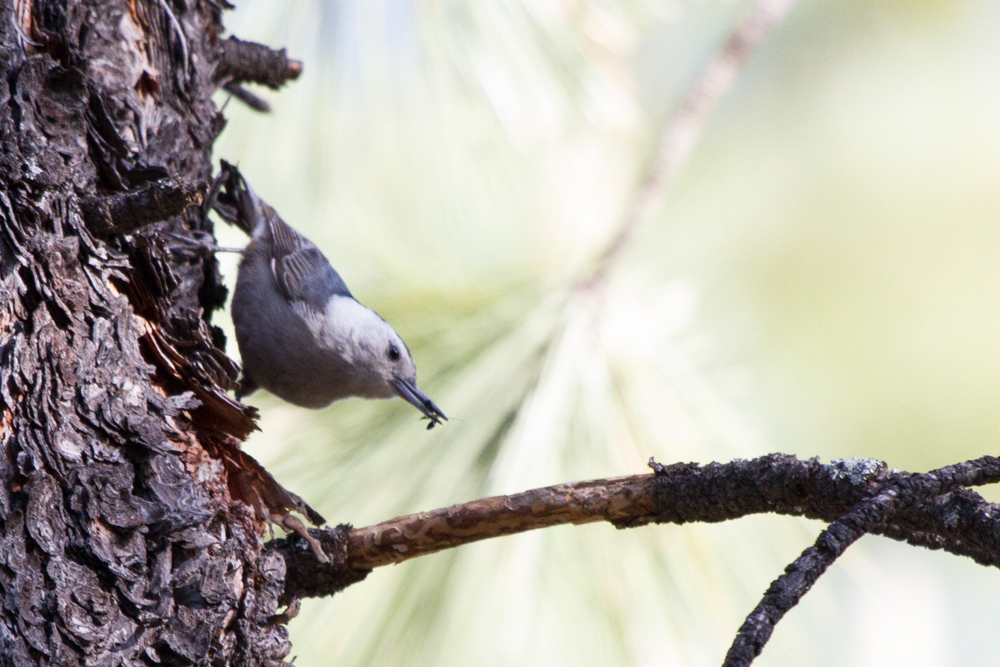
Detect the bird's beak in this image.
<box><xmin>393</xmin><ymin>377</ymin><xmax>448</xmax><ymax>430</ymax></box>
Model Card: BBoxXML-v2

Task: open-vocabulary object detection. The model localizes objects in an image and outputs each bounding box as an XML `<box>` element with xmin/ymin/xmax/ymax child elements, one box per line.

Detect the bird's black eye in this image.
<box><xmin>387</xmin><ymin>344</ymin><xmax>401</xmax><ymax>362</ymax></box>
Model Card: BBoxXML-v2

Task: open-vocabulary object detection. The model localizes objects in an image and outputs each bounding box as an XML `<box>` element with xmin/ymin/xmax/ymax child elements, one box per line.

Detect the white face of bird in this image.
<box><xmin>299</xmin><ymin>296</ymin><xmax>446</xmax><ymax>426</ymax></box>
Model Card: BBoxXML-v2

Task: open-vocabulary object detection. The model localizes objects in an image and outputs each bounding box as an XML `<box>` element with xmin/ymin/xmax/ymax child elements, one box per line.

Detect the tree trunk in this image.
<box><xmin>0</xmin><ymin>1</ymin><xmax>294</xmax><ymax>664</ymax></box>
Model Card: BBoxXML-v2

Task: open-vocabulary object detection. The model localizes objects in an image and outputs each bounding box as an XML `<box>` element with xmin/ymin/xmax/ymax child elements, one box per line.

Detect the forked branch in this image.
<box><xmin>269</xmin><ymin>454</ymin><xmax>1000</xmax><ymax>665</ymax></box>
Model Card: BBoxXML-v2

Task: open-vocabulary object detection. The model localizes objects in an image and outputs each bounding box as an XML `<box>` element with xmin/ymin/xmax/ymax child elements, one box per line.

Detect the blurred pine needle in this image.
<box><xmin>213</xmin><ymin>1</ymin><xmax>832</xmax><ymax>665</ymax></box>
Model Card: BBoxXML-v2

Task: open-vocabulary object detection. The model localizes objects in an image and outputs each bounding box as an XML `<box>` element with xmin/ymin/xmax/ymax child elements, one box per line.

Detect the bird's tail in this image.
<box><xmin>208</xmin><ymin>160</ymin><xmax>266</xmax><ymax>237</ymax></box>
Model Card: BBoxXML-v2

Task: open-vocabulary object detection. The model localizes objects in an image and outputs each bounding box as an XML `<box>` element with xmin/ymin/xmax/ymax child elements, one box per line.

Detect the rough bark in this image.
<box><xmin>0</xmin><ymin>1</ymin><xmax>296</xmax><ymax>664</ymax></box>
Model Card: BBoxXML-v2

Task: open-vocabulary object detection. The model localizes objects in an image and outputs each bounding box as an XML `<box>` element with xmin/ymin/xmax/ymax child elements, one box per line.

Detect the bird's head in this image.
<box><xmin>308</xmin><ymin>296</ymin><xmax>447</xmax><ymax>428</ymax></box>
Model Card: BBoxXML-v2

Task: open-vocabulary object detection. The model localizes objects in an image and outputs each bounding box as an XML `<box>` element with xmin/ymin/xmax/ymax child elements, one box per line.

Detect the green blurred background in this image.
<box><xmin>212</xmin><ymin>1</ymin><xmax>1000</xmax><ymax>665</ymax></box>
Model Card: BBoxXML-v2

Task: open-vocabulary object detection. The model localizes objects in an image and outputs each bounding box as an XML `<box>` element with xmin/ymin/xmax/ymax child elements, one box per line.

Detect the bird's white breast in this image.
<box><xmin>294</xmin><ymin>295</ymin><xmax>387</xmax><ymax>364</ymax></box>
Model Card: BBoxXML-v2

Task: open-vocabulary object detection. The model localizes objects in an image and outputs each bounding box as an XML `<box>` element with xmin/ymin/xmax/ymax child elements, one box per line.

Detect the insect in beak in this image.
<box><xmin>393</xmin><ymin>377</ymin><xmax>447</xmax><ymax>429</ymax></box>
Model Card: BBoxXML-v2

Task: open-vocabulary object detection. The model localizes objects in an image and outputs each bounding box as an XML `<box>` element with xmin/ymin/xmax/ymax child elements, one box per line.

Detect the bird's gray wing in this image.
<box><xmin>263</xmin><ymin>210</ymin><xmax>353</xmax><ymax>310</ymax></box>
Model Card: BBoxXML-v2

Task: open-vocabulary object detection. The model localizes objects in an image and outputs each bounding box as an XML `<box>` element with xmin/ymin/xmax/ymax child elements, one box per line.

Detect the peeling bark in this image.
<box><xmin>0</xmin><ymin>1</ymin><xmax>297</xmax><ymax>664</ymax></box>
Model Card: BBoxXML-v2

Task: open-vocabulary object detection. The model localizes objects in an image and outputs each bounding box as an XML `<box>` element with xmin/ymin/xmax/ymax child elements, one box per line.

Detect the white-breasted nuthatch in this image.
<box><xmin>213</xmin><ymin>163</ymin><xmax>447</xmax><ymax>429</ymax></box>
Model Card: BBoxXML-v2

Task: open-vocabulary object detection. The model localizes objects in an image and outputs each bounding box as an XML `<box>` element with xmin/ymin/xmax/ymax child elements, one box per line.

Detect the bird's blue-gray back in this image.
<box><xmin>262</xmin><ymin>211</ymin><xmax>353</xmax><ymax>311</ymax></box>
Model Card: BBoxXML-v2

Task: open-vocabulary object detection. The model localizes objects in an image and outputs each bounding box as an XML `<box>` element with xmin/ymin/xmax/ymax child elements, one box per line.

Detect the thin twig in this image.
<box><xmin>722</xmin><ymin>489</ymin><xmax>898</xmax><ymax>667</ymax></box>
<box><xmin>582</xmin><ymin>0</ymin><xmax>798</xmax><ymax>288</ymax></box>
<box><xmin>894</xmin><ymin>487</ymin><xmax>1000</xmax><ymax>567</ymax></box>
<box><xmin>923</xmin><ymin>454</ymin><xmax>1000</xmax><ymax>488</ymax></box>
<box><xmin>223</xmin><ymin>82</ymin><xmax>271</xmax><ymax>113</ymax></box>
<box><xmin>882</xmin><ymin>522</ymin><xmax>1000</xmax><ymax>569</ymax></box>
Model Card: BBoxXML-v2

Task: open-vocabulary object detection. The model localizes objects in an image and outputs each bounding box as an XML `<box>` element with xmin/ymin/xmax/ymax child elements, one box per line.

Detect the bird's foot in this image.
<box><xmin>273</xmin><ymin>512</ymin><xmax>329</xmax><ymax>564</ymax></box>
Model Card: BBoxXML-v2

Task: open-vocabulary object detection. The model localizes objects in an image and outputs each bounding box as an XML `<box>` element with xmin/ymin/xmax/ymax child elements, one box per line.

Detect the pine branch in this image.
<box><xmin>270</xmin><ymin>454</ymin><xmax>1000</xmax><ymax>595</ymax></box>
<box><xmin>582</xmin><ymin>0</ymin><xmax>799</xmax><ymax>289</ymax></box>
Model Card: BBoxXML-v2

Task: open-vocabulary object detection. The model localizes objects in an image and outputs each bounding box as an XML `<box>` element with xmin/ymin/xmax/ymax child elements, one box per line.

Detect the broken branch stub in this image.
<box><xmin>81</xmin><ymin>177</ymin><xmax>206</xmax><ymax>238</ymax></box>
<box><xmin>217</xmin><ymin>36</ymin><xmax>303</xmax><ymax>90</ymax></box>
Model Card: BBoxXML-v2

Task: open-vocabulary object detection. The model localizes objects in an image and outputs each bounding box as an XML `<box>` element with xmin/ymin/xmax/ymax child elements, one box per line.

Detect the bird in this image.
<box><xmin>213</xmin><ymin>162</ymin><xmax>447</xmax><ymax>429</ymax></box>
